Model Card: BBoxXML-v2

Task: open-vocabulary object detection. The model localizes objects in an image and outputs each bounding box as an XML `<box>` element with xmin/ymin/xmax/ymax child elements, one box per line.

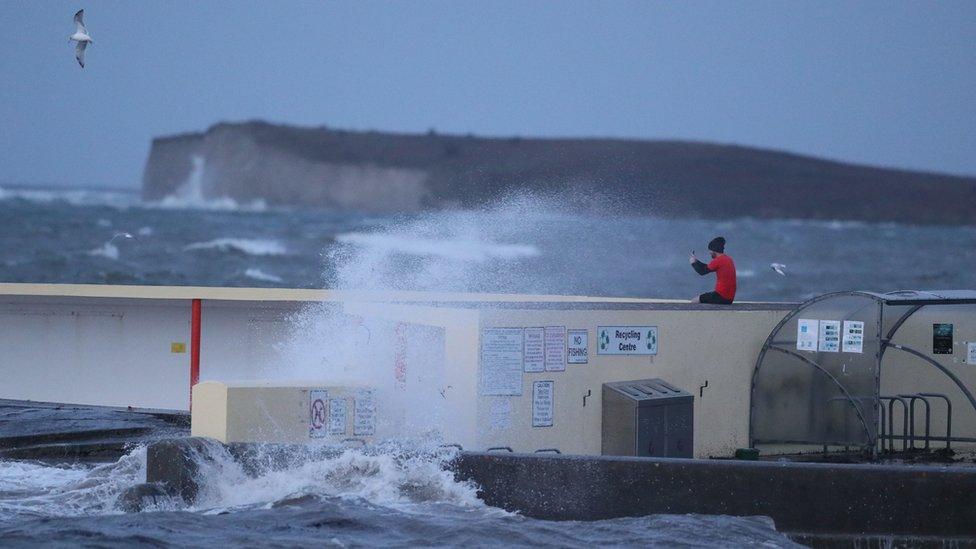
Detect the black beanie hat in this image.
<box><xmin>708</xmin><ymin>236</ymin><xmax>726</xmax><ymax>253</ymax></box>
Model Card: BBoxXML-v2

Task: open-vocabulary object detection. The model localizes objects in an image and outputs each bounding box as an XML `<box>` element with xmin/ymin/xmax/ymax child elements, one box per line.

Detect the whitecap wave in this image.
<box><xmin>184</xmin><ymin>238</ymin><xmax>287</xmax><ymax>256</ymax></box>
<box><xmin>244</xmin><ymin>268</ymin><xmax>284</xmax><ymax>283</ymax></box>
<box><xmin>148</xmin><ymin>195</ymin><xmax>268</xmax><ymax>212</ymax></box>
<box><xmin>0</xmin><ymin>446</ymin><xmax>147</xmax><ymax>519</ymax></box>
<box><xmin>0</xmin><ymin>186</ymin><xmax>138</xmax><ymax>209</ymax></box>
<box><xmin>88</xmin><ymin>242</ymin><xmax>119</xmax><ymax>260</ymax></box>
<box><xmin>334</xmin><ymin>232</ymin><xmax>539</xmax><ymax>262</ymax></box>
<box><xmin>188</xmin><ymin>440</ymin><xmax>485</xmax><ymax>513</ymax></box>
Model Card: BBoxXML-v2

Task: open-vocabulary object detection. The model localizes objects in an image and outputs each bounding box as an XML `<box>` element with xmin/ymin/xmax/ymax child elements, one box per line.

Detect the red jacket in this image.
<box><xmin>707</xmin><ymin>254</ymin><xmax>736</xmax><ymax>301</ymax></box>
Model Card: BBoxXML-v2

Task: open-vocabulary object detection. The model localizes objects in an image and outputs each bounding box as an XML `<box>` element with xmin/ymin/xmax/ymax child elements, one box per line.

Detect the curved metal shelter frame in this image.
<box><xmin>749</xmin><ymin>290</ymin><xmax>976</xmax><ymax>452</ymax></box>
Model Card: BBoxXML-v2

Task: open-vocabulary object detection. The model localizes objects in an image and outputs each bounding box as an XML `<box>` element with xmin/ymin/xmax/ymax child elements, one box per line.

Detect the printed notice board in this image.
<box><xmin>481</xmin><ymin>328</ymin><xmax>524</xmax><ymax>396</ymax></box>
<box><xmin>818</xmin><ymin>320</ymin><xmax>840</xmax><ymax>353</ymax></box>
<box><xmin>597</xmin><ymin>326</ymin><xmax>658</xmax><ymax>355</ymax></box>
<box><xmin>567</xmin><ymin>329</ymin><xmax>588</xmax><ymax>364</ymax></box>
<box><xmin>523</xmin><ymin>327</ymin><xmax>545</xmax><ymax>373</ymax></box>
<box><xmin>934</xmin><ymin>324</ymin><xmax>953</xmax><ymax>355</ymax></box>
<box><xmin>842</xmin><ymin>321</ymin><xmax>865</xmax><ymax>354</ymax></box>
<box><xmin>353</xmin><ymin>388</ymin><xmax>376</xmax><ymax>436</ymax></box>
<box><xmin>544</xmin><ymin>326</ymin><xmax>566</xmax><ymax>371</ymax></box>
<box><xmin>797</xmin><ymin>319</ymin><xmax>818</xmax><ymax>352</ymax></box>
<box><xmin>532</xmin><ymin>381</ymin><xmax>554</xmax><ymax>427</ymax></box>
<box><xmin>328</xmin><ymin>398</ymin><xmax>347</xmax><ymax>435</ymax></box>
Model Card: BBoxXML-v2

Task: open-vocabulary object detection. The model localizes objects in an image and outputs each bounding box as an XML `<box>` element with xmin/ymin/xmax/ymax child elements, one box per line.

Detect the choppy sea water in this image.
<box><xmin>0</xmin><ymin>186</ymin><xmax>973</xmax><ymax>301</ymax></box>
<box><xmin>0</xmin><ymin>444</ymin><xmax>801</xmax><ymax>548</ymax></box>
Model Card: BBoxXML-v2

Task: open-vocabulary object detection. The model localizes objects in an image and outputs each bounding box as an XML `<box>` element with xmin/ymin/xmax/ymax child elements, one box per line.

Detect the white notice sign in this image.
<box><xmin>523</xmin><ymin>327</ymin><xmax>545</xmax><ymax>373</ymax></box>
<box><xmin>309</xmin><ymin>389</ymin><xmax>328</xmax><ymax>439</ymax></box>
<box><xmin>489</xmin><ymin>399</ymin><xmax>512</xmax><ymax>431</ymax></box>
<box><xmin>481</xmin><ymin>328</ymin><xmax>524</xmax><ymax>396</ymax></box>
<box><xmin>597</xmin><ymin>326</ymin><xmax>658</xmax><ymax>355</ymax></box>
<box><xmin>567</xmin><ymin>329</ymin><xmax>588</xmax><ymax>364</ymax></box>
<box><xmin>796</xmin><ymin>319</ymin><xmax>819</xmax><ymax>352</ymax></box>
<box><xmin>842</xmin><ymin>321</ymin><xmax>865</xmax><ymax>353</ymax></box>
<box><xmin>328</xmin><ymin>398</ymin><xmax>347</xmax><ymax>435</ymax></box>
<box><xmin>353</xmin><ymin>388</ymin><xmax>376</xmax><ymax>436</ymax></box>
<box><xmin>532</xmin><ymin>381</ymin><xmax>554</xmax><ymax>427</ymax></box>
<box><xmin>819</xmin><ymin>320</ymin><xmax>841</xmax><ymax>353</ymax></box>
<box><xmin>544</xmin><ymin>326</ymin><xmax>566</xmax><ymax>371</ymax></box>
<box><xmin>968</xmin><ymin>342</ymin><xmax>976</xmax><ymax>365</ymax></box>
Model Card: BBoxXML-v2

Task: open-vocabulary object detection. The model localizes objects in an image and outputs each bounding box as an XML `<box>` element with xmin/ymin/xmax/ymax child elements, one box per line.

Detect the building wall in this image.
<box><xmin>0</xmin><ymin>294</ymin><xmax>191</xmax><ymax>409</ymax></box>
<box><xmin>473</xmin><ymin>307</ymin><xmax>788</xmax><ymax>458</ymax></box>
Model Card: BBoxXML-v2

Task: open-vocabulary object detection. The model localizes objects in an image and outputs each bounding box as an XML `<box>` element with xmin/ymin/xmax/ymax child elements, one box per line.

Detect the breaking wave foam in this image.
<box><xmin>0</xmin><ymin>186</ymin><xmax>138</xmax><ymax>209</ymax></box>
<box><xmin>149</xmin><ymin>195</ymin><xmax>268</xmax><ymax>212</ymax></box>
<box><xmin>184</xmin><ymin>238</ymin><xmax>287</xmax><ymax>256</ymax></box>
<box><xmin>334</xmin><ymin>232</ymin><xmax>540</xmax><ymax>262</ymax></box>
<box><xmin>0</xmin><ymin>446</ymin><xmax>147</xmax><ymax>521</ymax></box>
<box><xmin>189</xmin><ymin>440</ymin><xmax>484</xmax><ymax>513</ymax></box>
<box><xmin>244</xmin><ymin>268</ymin><xmax>284</xmax><ymax>283</ymax></box>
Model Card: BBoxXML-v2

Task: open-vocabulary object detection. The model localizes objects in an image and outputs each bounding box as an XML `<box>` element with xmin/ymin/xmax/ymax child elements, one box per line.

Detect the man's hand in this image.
<box><xmin>689</xmin><ymin>253</ymin><xmax>697</xmax><ymax>264</ymax></box>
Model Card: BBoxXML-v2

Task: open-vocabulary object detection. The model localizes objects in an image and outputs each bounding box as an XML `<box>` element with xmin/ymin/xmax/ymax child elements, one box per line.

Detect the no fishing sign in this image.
<box><xmin>309</xmin><ymin>389</ymin><xmax>328</xmax><ymax>438</ymax></box>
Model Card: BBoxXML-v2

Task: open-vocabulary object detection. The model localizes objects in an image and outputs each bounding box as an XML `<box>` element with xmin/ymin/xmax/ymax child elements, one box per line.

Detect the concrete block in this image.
<box><xmin>191</xmin><ymin>381</ymin><xmax>374</xmax><ymax>444</ymax></box>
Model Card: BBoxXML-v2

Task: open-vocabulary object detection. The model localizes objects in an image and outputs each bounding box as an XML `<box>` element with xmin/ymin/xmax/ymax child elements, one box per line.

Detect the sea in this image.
<box><xmin>1</xmin><ymin>185</ymin><xmax>973</xmax><ymax>301</ymax></box>
<box><xmin>0</xmin><ymin>184</ymin><xmax>972</xmax><ymax>547</ymax></box>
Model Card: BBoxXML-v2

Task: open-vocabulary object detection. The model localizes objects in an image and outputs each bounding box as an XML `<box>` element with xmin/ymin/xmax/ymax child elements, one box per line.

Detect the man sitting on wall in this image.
<box><xmin>689</xmin><ymin>236</ymin><xmax>736</xmax><ymax>304</ymax></box>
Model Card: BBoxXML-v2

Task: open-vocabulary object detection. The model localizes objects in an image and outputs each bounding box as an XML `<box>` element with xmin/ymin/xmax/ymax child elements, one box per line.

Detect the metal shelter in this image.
<box><xmin>749</xmin><ymin>290</ymin><xmax>976</xmax><ymax>453</ymax></box>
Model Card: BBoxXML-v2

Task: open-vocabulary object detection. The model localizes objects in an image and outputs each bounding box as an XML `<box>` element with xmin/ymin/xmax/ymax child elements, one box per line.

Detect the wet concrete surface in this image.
<box><xmin>0</xmin><ymin>399</ymin><xmax>188</xmax><ymax>461</ymax></box>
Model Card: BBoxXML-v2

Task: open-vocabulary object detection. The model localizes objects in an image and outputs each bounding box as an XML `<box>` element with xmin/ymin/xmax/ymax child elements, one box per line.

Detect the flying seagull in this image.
<box><xmin>770</xmin><ymin>263</ymin><xmax>787</xmax><ymax>276</ymax></box>
<box><xmin>69</xmin><ymin>9</ymin><xmax>92</xmax><ymax>68</ymax></box>
<box><xmin>110</xmin><ymin>232</ymin><xmax>136</xmax><ymax>242</ymax></box>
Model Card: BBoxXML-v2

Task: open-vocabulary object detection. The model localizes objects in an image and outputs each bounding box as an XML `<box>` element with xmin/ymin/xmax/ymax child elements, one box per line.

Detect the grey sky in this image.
<box><xmin>1</xmin><ymin>1</ymin><xmax>974</xmax><ymax>189</ymax></box>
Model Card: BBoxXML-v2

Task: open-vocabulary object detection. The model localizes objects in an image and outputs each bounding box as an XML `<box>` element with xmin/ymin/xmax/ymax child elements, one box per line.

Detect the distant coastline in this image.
<box><xmin>142</xmin><ymin>120</ymin><xmax>976</xmax><ymax>225</ymax></box>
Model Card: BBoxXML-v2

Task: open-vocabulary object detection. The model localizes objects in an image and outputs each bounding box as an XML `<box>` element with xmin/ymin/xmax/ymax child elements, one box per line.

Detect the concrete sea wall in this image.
<box><xmin>144</xmin><ymin>438</ymin><xmax>976</xmax><ymax>540</ymax></box>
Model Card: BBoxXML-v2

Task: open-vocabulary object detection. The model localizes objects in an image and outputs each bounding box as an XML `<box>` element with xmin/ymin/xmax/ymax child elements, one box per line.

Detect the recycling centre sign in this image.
<box><xmin>597</xmin><ymin>326</ymin><xmax>658</xmax><ymax>356</ymax></box>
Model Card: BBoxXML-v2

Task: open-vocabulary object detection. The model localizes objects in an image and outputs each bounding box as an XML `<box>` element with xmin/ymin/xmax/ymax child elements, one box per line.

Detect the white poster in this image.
<box><xmin>309</xmin><ymin>389</ymin><xmax>328</xmax><ymax>439</ymax></box>
<box><xmin>328</xmin><ymin>398</ymin><xmax>347</xmax><ymax>435</ymax></box>
<box><xmin>353</xmin><ymin>388</ymin><xmax>376</xmax><ymax>436</ymax></box>
<box><xmin>819</xmin><ymin>320</ymin><xmax>841</xmax><ymax>353</ymax></box>
<box><xmin>544</xmin><ymin>326</ymin><xmax>567</xmax><ymax>372</ymax></box>
<box><xmin>480</xmin><ymin>328</ymin><xmax>524</xmax><ymax>396</ymax></box>
<box><xmin>567</xmin><ymin>329</ymin><xmax>588</xmax><ymax>364</ymax></box>
<box><xmin>489</xmin><ymin>399</ymin><xmax>512</xmax><ymax>431</ymax></box>
<box><xmin>523</xmin><ymin>327</ymin><xmax>545</xmax><ymax>373</ymax></box>
<box><xmin>597</xmin><ymin>326</ymin><xmax>658</xmax><ymax>355</ymax></box>
<box><xmin>842</xmin><ymin>321</ymin><xmax>865</xmax><ymax>353</ymax></box>
<box><xmin>532</xmin><ymin>380</ymin><xmax>554</xmax><ymax>427</ymax></box>
<box><xmin>796</xmin><ymin>319</ymin><xmax>819</xmax><ymax>352</ymax></box>
<box><xmin>968</xmin><ymin>342</ymin><xmax>976</xmax><ymax>365</ymax></box>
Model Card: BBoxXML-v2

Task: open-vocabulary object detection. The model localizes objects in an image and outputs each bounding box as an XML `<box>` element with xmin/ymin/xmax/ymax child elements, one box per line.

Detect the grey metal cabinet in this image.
<box><xmin>602</xmin><ymin>378</ymin><xmax>694</xmax><ymax>458</ymax></box>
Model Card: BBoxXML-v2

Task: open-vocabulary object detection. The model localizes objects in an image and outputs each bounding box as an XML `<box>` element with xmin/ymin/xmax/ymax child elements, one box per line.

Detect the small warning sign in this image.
<box><xmin>354</xmin><ymin>388</ymin><xmax>376</xmax><ymax>436</ymax></box>
<box><xmin>328</xmin><ymin>398</ymin><xmax>347</xmax><ymax>435</ymax></box>
<box><xmin>170</xmin><ymin>342</ymin><xmax>186</xmax><ymax>353</ymax></box>
<box><xmin>309</xmin><ymin>389</ymin><xmax>328</xmax><ymax>439</ymax></box>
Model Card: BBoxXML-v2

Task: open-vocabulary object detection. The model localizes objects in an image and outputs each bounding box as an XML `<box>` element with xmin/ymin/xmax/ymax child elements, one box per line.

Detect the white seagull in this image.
<box><xmin>69</xmin><ymin>9</ymin><xmax>93</xmax><ymax>68</ymax></box>
<box><xmin>110</xmin><ymin>232</ymin><xmax>136</xmax><ymax>243</ymax></box>
<box><xmin>770</xmin><ymin>263</ymin><xmax>788</xmax><ymax>276</ymax></box>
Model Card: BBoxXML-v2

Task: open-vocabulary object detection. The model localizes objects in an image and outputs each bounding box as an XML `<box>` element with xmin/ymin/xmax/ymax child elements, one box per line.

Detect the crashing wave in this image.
<box><xmin>244</xmin><ymin>268</ymin><xmax>284</xmax><ymax>283</ymax></box>
<box><xmin>334</xmin><ymin>232</ymin><xmax>539</xmax><ymax>262</ymax></box>
<box><xmin>184</xmin><ymin>238</ymin><xmax>287</xmax><ymax>256</ymax></box>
